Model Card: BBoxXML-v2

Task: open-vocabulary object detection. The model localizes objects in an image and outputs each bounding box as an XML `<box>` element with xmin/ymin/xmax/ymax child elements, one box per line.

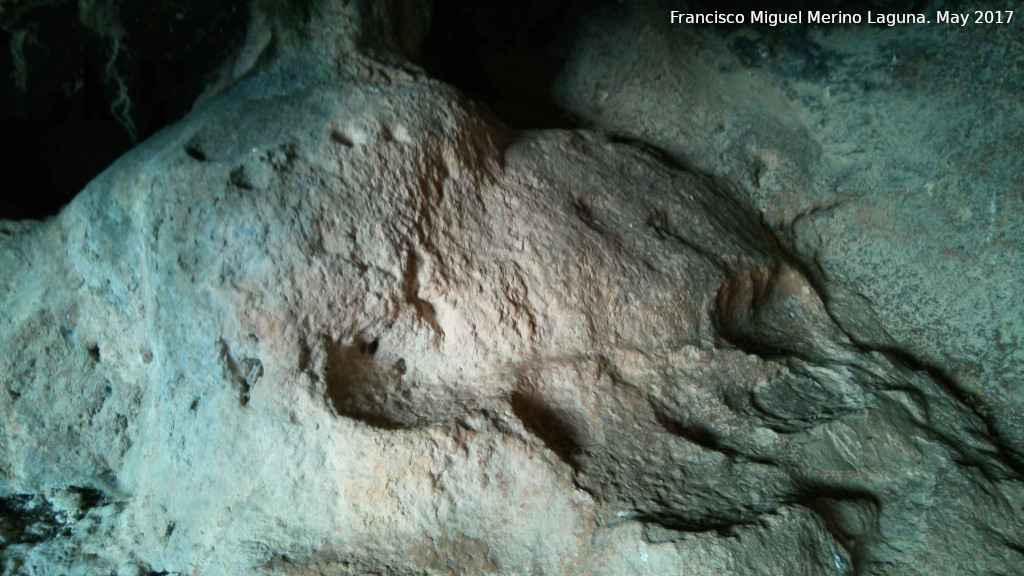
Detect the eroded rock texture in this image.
<box><xmin>2</xmin><ymin>0</ymin><xmax>1022</xmax><ymax>574</ymax></box>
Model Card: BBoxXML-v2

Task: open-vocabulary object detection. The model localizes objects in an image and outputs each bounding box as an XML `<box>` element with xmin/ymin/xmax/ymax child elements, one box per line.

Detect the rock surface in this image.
<box><xmin>538</xmin><ymin>0</ymin><xmax>1024</xmax><ymax>465</ymax></box>
<box><xmin>2</xmin><ymin>0</ymin><xmax>1023</xmax><ymax>574</ymax></box>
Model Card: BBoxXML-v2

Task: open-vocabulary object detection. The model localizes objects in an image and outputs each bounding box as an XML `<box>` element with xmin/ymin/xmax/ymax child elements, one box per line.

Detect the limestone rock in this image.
<box><xmin>1</xmin><ymin>1</ymin><xmax>1022</xmax><ymax>574</ymax></box>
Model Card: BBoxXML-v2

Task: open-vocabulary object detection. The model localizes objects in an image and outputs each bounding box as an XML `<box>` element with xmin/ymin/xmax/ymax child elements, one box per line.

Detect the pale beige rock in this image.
<box><xmin>1</xmin><ymin>1</ymin><xmax>1022</xmax><ymax>575</ymax></box>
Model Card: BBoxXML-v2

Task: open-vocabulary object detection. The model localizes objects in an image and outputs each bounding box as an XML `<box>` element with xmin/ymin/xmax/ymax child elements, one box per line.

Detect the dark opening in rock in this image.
<box><xmin>0</xmin><ymin>0</ymin><xmax>249</xmax><ymax>220</ymax></box>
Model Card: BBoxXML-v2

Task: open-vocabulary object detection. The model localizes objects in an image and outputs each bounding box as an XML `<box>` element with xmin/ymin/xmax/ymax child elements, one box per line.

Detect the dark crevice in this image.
<box><xmin>360</xmin><ymin>338</ymin><xmax>380</xmax><ymax>356</ymax></box>
<box><xmin>606</xmin><ymin>134</ymin><xmax>785</xmax><ymax>261</ymax></box>
<box><xmin>184</xmin><ymin>144</ymin><xmax>208</xmax><ymax>162</ymax></box>
<box><xmin>634</xmin><ymin>499</ymin><xmax>794</xmax><ymax>534</ymax></box>
<box><xmin>70</xmin><ymin>485</ymin><xmax>106</xmax><ymax>511</ymax></box>
<box><xmin>510</xmin><ymin>391</ymin><xmax>582</xmax><ymax>468</ymax></box>
<box><xmin>605</xmin><ymin>133</ymin><xmax>700</xmax><ymax>175</ymax></box>
<box><xmin>0</xmin><ymin>486</ymin><xmax>105</xmax><ymax>546</ymax></box>
<box><xmin>422</xmin><ymin>0</ymin><xmax>588</xmax><ymax>129</ymax></box>
<box><xmin>330</xmin><ymin>129</ymin><xmax>354</xmax><ymax>148</ymax></box>
<box><xmin>789</xmin><ymin>247</ymin><xmax>1024</xmax><ymax>475</ymax></box>
<box><xmin>0</xmin><ymin>494</ymin><xmax>64</xmax><ymax>545</ymax></box>
<box><xmin>423</xmin><ymin>0</ymin><xmax>929</xmax><ymax>131</ymax></box>
<box><xmin>875</xmin><ymin>346</ymin><xmax>1024</xmax><ymax>476</ymax></box>
<box><xmin>645</xmin><ymin>210</ymin><xmax>729</xmax><ymax>271</ymax></box>
<box><xmin>651</xmin><ymin>405</ymin><xmax>777</xmax><ymax>465</ymax></box>
<box><xmin>803</xmin><ymin>497</ymin><xmax>879</xmax><ymax>576</ymax></box>
<box><xmin>778</xmin><ymin>248</ymin><xmax>1021</xmax><ymax>472</ymax></box>
<box><xmin>324</xmin><ymin>337</ymin><xmax>413</xmax><ymax>431</ymax></box>
<box><xmin>571</xmin><ymin>197</ymin><xmax>606</xmax><ymax>235</ymax></box>
<box><xmin>634</xmin><ymin>512</ymin><xmax>735</xmax><ymax>534</ymax></box>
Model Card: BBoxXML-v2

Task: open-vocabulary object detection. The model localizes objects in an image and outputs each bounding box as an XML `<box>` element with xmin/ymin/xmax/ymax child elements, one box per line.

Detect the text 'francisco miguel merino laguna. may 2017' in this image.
<box><xmin>669</xmin><ymin>10</ymin><xmax>1014</xmax><ymax>26</ymax></box>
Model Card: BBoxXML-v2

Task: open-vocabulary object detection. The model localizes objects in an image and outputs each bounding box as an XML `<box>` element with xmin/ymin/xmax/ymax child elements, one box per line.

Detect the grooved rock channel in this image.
<box><xmin>2</xmin><ymin>0</ymin><xmax>1023</xmax><ymax>574</ymax></box>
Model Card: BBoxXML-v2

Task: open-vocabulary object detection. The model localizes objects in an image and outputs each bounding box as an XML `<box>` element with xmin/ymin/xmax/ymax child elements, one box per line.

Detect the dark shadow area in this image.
<box><xmin>324</xmin><ymin>337</ymin><xmax>410</xmax><ymax>430</ymax></box>
<box><xmin>510</xmin><ymin>390</ymin><xmax>582</xmax><ymax>467</ymax></box>
<box><xmin>422</xmin><ymin>0</ymin><xmax>587</xmax><ymax>129</ymax></box>
<box><xmin>0</xmin><ymin>0</ymin><xmax>249</xmax><ymax>220</ymax></box>
<box><xmin>0</xmin><ymin>0</ymin><xmax>967</xmax><ymax>220</ymax></box>
<box><xmin>421</xmin><ymin>0</ymin><xmax>938</xmax><ymax>132</ymax></box>
<box><xmin>0</xmin><ymin>486</ymin><xmax>104</xmax><ymax>545</ymax></box>
<box><xmin>0</xmin><ymin>494</ymin><xmax>64</xmax><ymax>545</ymax></box>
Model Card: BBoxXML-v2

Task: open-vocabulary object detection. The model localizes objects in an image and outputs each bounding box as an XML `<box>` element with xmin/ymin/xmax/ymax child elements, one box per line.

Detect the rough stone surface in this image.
<box><xmin>2</xmin><ymin>1</ymin><xmax>1023</xmax><ymax>574</ymax></box>
<box><xmin>539</xmin><ymin>0</ymin><xmax>1024</xmax><ymax>464</ymax></box>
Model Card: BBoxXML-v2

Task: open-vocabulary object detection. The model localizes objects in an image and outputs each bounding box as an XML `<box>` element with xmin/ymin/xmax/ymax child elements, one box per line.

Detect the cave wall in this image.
<box><xmin>1</xmin><ymin>0</ymin><xmax>1022</xmax><ymax>574</ymax></box>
